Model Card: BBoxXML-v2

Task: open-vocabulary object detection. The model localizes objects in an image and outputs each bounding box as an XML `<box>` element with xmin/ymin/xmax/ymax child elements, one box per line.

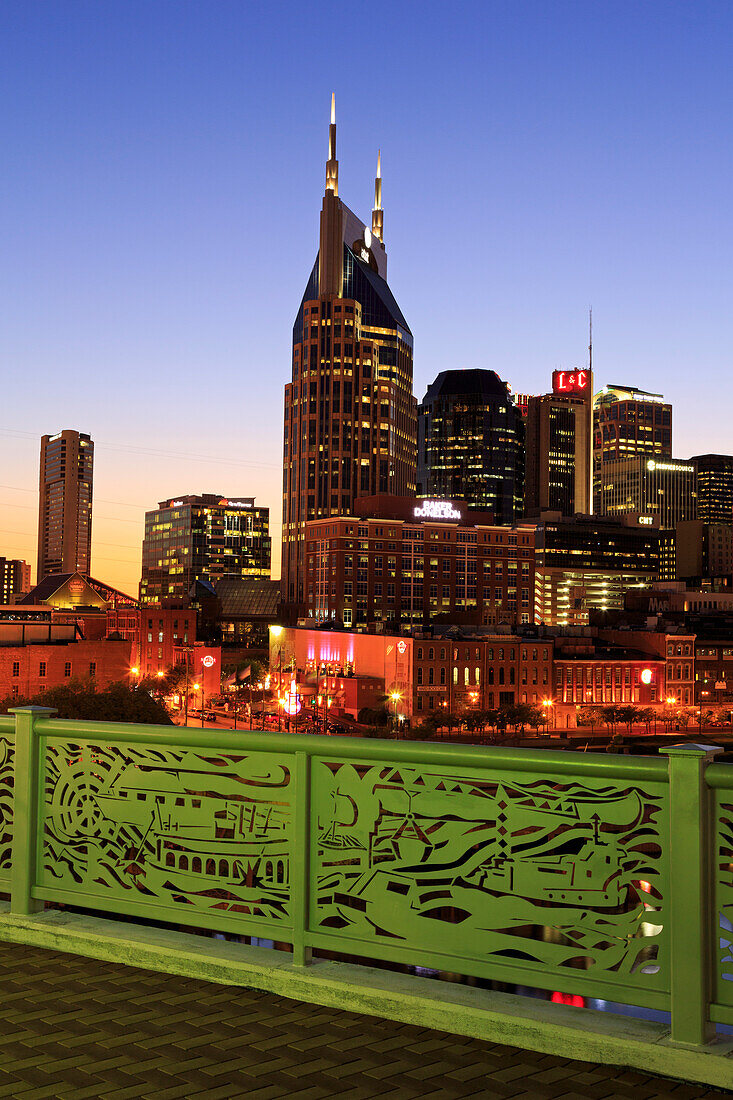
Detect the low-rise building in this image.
<box><xmin>413</xmin><ymin>631</ymin><xmax>554</xmax><ymax>718</ymax></box>
<box><xmin>106</xmin><ymin>605</ymin><xmax>196</xmax><ymax>678</ymax></box>
<box><xmin>0</xmin><ymin>621</ymin><xmax>131</xmax><ymax>701</ymax></box>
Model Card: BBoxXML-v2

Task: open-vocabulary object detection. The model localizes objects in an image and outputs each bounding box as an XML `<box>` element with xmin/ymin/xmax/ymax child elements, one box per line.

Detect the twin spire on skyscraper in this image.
<box><xmin>325</xmin><ymin>93</ymin><xmax>338</xmax><ymax>196</ymax></box>
<box><xmin>324</xmin><ymin>95</ymin><xmax>384</xmax><ymax>243</ymax></box>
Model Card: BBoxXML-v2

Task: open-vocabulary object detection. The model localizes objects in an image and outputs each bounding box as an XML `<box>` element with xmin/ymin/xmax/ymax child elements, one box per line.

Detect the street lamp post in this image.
<box><xmin>390</xmin><ymin>690</ymin><xmax>402</xmax><ymax>735</ymax></box>
<box><xmin>270</xmin><ymin>626</ymin><xmax>283</xmax><ymax>733</ymax></box>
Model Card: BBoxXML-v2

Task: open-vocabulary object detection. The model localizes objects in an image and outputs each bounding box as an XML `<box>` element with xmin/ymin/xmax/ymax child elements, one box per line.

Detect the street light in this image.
<box><xmin>542</xmin><ymin>699</ymin><xmax>554</xmax><ymax>730</ymax></box>
<box><xmin>270</xmin><ymin>626</ymin><xmax>284</xmax><ymax>730</ymax></box>
<box><xmin>390</xmin><ymin>690</ymin><xmax>402</xmax><ymax>734</ymax></box>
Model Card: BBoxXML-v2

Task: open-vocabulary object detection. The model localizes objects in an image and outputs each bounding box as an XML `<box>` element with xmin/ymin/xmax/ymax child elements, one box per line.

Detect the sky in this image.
<box><xmin>1</xmin><ymin>0</ymin><xmax>731</xmax><ymax>595</ymax></box>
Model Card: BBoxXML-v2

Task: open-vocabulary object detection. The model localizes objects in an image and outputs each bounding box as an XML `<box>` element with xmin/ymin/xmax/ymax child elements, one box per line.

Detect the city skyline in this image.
<box><xmin>1</xmin><ymin>2</ymin><xmax>732</xmax><ymax>594</ymax></box>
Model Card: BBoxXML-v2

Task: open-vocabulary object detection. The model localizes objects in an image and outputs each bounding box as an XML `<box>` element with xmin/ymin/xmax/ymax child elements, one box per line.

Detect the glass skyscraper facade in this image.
<box><xmin>417</xmin><ymin>369</ymin><xmax>525</xmax><ymax>524</ymax></box>
<box><xmin>140</xmin><ymin>495</ymin><xmax>270</xmax><ymax>604</ymax></box>
<box><xmin>282</xmin><ymin>102</ymin><xmax>416</xmax><ymax>609</ymax></box>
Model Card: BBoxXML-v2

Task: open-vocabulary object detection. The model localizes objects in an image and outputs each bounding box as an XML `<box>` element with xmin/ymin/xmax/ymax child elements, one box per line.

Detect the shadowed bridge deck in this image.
<box><xmin>0</xmin><ymin>940</ymin><xmax>727</xmax><ymax>1100</ymax></box>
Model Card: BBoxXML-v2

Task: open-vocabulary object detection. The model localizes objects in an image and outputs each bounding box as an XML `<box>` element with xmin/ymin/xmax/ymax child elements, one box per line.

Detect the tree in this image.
<box><xmin>0</xmin><ymin>680</ymin><xmax>172</xmax><ymax>724</ymax></box>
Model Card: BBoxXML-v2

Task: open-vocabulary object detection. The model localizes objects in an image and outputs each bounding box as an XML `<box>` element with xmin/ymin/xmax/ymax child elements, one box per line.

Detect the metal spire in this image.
<box><xmin>326</xmin><ymin>93</ymin><xmax>338</xmax><ymax>195</ymax></box>
<box><xmin>372</xmin><ymin>149</ymin><xmax>383</xmax><ymax>242</ymax></box>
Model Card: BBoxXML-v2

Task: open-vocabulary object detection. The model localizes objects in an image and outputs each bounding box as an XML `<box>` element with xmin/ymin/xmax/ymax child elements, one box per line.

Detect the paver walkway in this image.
<box><xmin>0</xmin><ymin>941</ymin><xmax>729</xmax><ymax>1099</ymax></box>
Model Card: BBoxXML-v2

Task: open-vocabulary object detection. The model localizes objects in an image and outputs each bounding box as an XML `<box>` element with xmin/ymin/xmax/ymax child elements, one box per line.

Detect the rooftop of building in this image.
<box><xmin>152</xmin><ymin>494</ymin><xmax>262</xmax><ymax>510</ymax></box>
<box><xmin>594</xmin><ymin>384</ymin><xmax>667</xmax><ymax>404</ymax></box>
<box><xmin>213</xmin><ymin>575</ymin><xmax>280</xmax><ymax>619</ymax></box>
<box><xmin>420</xmin><ymin>368</ymin><xmax>511</xmax><ymax>404</ymax></box>
<box><xmin>20</xmin><ymin>572</ymin><xmax>138</xmax><ymax>610</ymax></box>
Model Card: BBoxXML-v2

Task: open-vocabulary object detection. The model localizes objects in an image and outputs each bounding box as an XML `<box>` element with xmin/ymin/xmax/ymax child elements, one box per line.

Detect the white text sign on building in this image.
<box><xmin>414</xmin><ymin>500</ymin><xmax>462</xmax><ymax>521</ymax></box>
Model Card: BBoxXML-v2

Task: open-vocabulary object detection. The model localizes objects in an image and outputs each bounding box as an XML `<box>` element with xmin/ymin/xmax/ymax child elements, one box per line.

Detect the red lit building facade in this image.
<box><xmin>305</xmin><ymin>496</ymin><xmax>536</xmax><ymax>630</ymax></box>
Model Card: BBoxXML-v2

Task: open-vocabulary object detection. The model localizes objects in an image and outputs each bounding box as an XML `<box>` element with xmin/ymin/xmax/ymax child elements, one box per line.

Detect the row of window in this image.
<box><xmin>11</xmin><ymin>661</ymin><xmax>96</xmax><ymax>677</ymax></box>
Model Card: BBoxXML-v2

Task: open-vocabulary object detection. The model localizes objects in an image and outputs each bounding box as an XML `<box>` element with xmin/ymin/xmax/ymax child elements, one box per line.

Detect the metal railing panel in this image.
<box><xmin>35</xmin><ymin>736</ymin><xmax>297</xmax><ymax>938</ymax></box>
<box><xmin>0</xmin><ymin>720</ymin><xmax>14</xmax><ymax>888</ymax></box>
<box><xmin>308</xmin><ymin>751</ymin><xmax>670</xmax><ymax>1005</ymax></box>
<box><xmin>713</xmin><ymin>786</ymin><xmax>733</xmax><ymax>1010</ymax></box>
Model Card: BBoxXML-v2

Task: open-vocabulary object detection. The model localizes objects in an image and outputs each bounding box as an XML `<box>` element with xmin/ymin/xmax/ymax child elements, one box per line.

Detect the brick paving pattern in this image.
<box><xmin>0</xmin><ymin>941</ymin><xmax>729</xmax><ymax>1099</ymax></box>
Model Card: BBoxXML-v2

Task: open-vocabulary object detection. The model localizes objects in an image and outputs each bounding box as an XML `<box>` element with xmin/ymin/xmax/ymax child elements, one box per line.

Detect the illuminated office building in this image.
<box><xmin>305</xmin><ymin>496</ymin><xmax>535</xmax><ymax>630</ymax></box>
<box><xmin>282</xmin><ymin>98</ymin><xmax>416</xmax><ymax>610</ymax></box>
<box><xmin>596</xmin><ymin>456</ymin><xmax>696</xmax><ymax>530</ymax></box>
<box><xmin>525</xmin><ymin>369</ymin><xmax>592</xmax><ymax>517</ymax></box>
<box><xmin>140</xmin><ymin>495</ymin><xmax>270</xmax><ymax>604</ymax></box>
<box><xmin>691</xmin><ymin>453</ymin><xmax>733</xmax><ymax>525</ymax></box>
<box><xmin>532</xmin><ymin>513</ymin><xmax>660</xmax><ymax>625</ymax></box>
<box><xmin>593</xmin><ymin>384</ymin><xmax>672</xmax><ymax>512</ymax></box>
<box><xmin>0</xmin><ymin>558</ymin><xmax>31</xmax><ymax>603</ymax></box>
<box><xmin>37</xmin><ymin>430</ymin><xmax>94</xmax><ymax>581</ymax></box>
<box><xmin>417</xmin><ymin>369</ymin><xmax>524</xmax><ymax>522</ymax></box>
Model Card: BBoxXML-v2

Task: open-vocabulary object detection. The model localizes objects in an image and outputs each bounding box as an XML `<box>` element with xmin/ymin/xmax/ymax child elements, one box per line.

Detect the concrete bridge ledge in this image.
<box><xmin>0</xmin><ymin>903</ymin><xmax>731</xmax><ymax>1091</ymax></box>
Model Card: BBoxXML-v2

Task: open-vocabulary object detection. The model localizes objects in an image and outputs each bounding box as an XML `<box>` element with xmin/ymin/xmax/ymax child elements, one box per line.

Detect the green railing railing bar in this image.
<box><xmin>0</xmin><ymin>717</ymin><xmax>14</xmax><ymax>889</ymax></box>
<box><xmin>1</xmin><ymin>708</ymin><xmax>730</xmax><ymax>1049</ymax></box>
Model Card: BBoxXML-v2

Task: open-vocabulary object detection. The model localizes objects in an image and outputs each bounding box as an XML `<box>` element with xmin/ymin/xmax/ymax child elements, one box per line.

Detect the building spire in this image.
<box><xmin>372</xmin><ymin>149</ymin><xmax>383</xmax><ymax>242</ymax></box>
<box><xmin>325</xmin><ymin>92</ymin><xmax>338</xmax><ymax>195</ymax></box>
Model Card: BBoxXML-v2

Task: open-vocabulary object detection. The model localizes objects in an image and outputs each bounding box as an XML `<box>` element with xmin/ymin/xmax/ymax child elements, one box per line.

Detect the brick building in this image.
<box><xmin>0</xmin><ymin>628</ymin><xmax>131</xmax><ymax>701</ymax></box>
<box><xmin>305</xmin><ymin>496</ymin><xmax>535</xmax><ymax>630</ymax></box>
<box><xmin>107</xmin><ymin>605</ymin><xmax>196</xmax><ymax>678</ymax></box>
<box><xmin>413</xmin><ymin>632</ymin><xmax>553</xmax><ymax>718</ymax></box>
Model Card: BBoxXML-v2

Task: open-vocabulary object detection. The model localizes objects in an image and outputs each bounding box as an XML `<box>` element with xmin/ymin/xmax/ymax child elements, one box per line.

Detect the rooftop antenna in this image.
<box><xmin>588</xmin><ymin>306</ymin><xmax>593</xmax><ymax>373</ymax></box>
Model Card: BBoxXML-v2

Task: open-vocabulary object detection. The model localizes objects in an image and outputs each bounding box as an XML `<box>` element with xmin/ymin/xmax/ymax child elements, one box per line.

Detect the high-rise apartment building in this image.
<box><xmin>596</xmin><ymin>456</ymin><xmax>696</xmax><ymax>529</ymax></box>
<box><xmin>690</xmin><ymin>454</ymin><xmax>733</xmax><ymax>525</ymax></box>
<box><xmin>525</xmin><ymin>369</ymin><xmax>592</xmax><ymax>517</ymax></box>
<box><xmin>140</xmin><ymin>495</ymin><xmax>270</xmax><ymax>604</ymax></box>
<box><xmin>37</xmin><ymin>430</ymin><xmax>94</xmax><ymax>581</ymax></box>
<box><xmin>417</xmin><ymin>369</ymin><xmax>525</xmax><ymax>522</ymax></box>
<box><xmin>0</xmin><ymin>558</ymin><xmax>31</xmax><ymax>603</ymax></box>
<box><xmin>282</xmin><ymin>98</ymin><xmax>416</xmax><ymax>608</ymax></box>
<box><xmin>593</xmin><ymin>385</ymin><xmax>672</xmax><ymax>512</ymax></box>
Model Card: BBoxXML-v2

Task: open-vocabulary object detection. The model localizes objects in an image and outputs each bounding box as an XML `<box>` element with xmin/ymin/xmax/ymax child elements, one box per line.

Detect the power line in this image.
<box><xmin>0</xmin><ymin>428</ymin><xmax>282</xmax><ymax>472</ymax></box>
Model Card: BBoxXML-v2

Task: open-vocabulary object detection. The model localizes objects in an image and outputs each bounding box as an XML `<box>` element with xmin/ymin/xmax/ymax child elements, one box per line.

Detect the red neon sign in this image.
<box><xmin>553</xmin><ymin>369</ymin><xmax>589</xmax><ymax>395</ymax></box>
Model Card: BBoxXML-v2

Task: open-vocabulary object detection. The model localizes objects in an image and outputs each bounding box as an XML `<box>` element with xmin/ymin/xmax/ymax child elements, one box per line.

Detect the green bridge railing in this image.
<box><xmin>0</xmin><ymin>706</ymin><xmax>731</xmax><ymax>1047</ymax></box>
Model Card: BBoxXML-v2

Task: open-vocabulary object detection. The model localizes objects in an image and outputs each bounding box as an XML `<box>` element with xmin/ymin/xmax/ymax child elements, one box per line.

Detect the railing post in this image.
<box><xmin>9</xmin><ymin>707</ymin><xmax>56</xmax><ymax>916</ymax></box>
<box><xmin>663</xmin><ymin>742</ymin><xmax>722</xmax><ymax>1046</ymax></box>
<box><xmin>292</xmin><ymin>751</ymin><xmax>312</xmax><ymax>966</ymax></box>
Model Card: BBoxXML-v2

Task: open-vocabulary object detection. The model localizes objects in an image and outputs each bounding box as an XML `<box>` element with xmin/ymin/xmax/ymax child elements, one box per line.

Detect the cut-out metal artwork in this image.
<box><xmin>313</xmin><ymin>760</ymin><xmax>667</xmax><ymax>990</ymax></box>
<box><xmin>41</xmin><ymin>742</ymin><xmax>294</xmax><ymax>927</ymax></box>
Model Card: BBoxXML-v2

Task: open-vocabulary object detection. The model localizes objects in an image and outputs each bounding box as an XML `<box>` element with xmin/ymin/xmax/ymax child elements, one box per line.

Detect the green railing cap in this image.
<box><xmin>662</xmin><ymin>743</ymin><xmax>723</xmax><ymax>759</ymax></box>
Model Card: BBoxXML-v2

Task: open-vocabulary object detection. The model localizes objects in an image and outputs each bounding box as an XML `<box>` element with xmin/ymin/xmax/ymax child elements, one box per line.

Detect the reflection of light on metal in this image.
<box><xmin>551</xmin><ymin>992</ymin><xmax>584</xmax><ymax>1007</ymax></box>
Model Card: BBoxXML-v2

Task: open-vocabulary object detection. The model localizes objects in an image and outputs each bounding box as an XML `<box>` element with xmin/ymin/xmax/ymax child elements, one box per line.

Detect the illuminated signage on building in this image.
<box><xmin>202</xmin><ymin>655</ymin><xmax>215</xmax><ymax>668</ymax></box>
<box><xmin>552</xmin><ymin>369</ymin><xmax>589</xmax><ymax>395</ymax></box>
<box><xmin>638</xmin><ymin>516</ymin><xmax>654</xmax><ymax>525</ymax></box>
<box><xmin>170</xmin><ymin>500</ymin><xmax>184</xmax><ymax>507</ymax></box>
<box><xmin>646</xmin><ymin>461</ymin><xmax>693</xmax><ymax>473</ymax></box>
<box><xmin>413</xmin><ymin>500</ymin><xmax>462</xmax><ymax>521</ymax></box>
<box><xmin>218</xmin><ymin>499</ymin><xmax>252</xmax><ymax>508</ymax></box>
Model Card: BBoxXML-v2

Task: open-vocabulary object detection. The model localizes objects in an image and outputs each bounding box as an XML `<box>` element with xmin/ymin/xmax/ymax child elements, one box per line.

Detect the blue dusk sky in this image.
<box><xmin>0</xmin><ymin>0</ymin><xmax>731</xmax><ymax>593</ymax></box>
